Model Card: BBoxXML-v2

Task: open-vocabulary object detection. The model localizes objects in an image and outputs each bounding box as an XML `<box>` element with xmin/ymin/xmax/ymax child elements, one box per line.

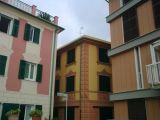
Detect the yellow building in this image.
<box><xmin>54</xmin><ymin>35</ymin><xmax>113</xmax><ymax>120</ymax></box>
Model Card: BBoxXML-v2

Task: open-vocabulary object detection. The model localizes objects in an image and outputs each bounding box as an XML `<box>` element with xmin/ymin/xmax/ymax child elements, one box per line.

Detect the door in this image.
<box><xmin>128</xmin><ymin>99</ymin><xmax>146</xmax><ymax>120</ymax></box>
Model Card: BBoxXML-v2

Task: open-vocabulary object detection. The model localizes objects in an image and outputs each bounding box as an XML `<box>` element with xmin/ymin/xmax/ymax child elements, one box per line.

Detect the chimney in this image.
<box><xmin>53</xmin><ymin>16</ymin><xmax>59</xmax><ymax>25</ymax></box>
<box><xmin>32</xmin><ymin>5</ymin><xmax>37</xmax><ymax>15</ymax></box>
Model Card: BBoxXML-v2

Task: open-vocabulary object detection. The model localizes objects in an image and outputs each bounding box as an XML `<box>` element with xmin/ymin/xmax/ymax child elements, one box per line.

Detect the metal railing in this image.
<box><xmin>146</xmin><ymin>62</ymin><xmax>160</xmax><ymax>86</ymax></box>
<box><xmin>1</xmin><ymin>0</ymin><xmax>54</xmax><ymax>22</ymax></box>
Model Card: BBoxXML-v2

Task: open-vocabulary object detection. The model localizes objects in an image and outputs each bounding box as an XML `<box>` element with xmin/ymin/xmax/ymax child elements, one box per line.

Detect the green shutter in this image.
<box><xmin>24</xmin><ymin>23</ymin><xmax>31</xmax><ymax>41</ymax></box>
<box><xmin>0</xmin><ymin>55</ymin><xmax>7</xmax><ymax>75</ymax></box>
<box><xmin>12</xmin><ymin>19</ymin><xmax>19</xmax><ymax>37</ymax></box>
<box><xmin>35</xmin><ymin>105</ymin><xmax>42</xmax><ymax>110</ymax></box>
<box><xmin>33</xmin><ymin>28</ymin><xmax>40</xmax><ymax>44</ymax></box>
<box><xmin>36</xmin><ymin>64</ymin><xmax>43</xmax><ymax>82</ymax></box>
<box><xmin>1</xmin><ymin>103</ymin><xmax>19</xmax><ymax>120</ymax></box>
<box><xmin>18</xmin><ymin>60</ymin><xmax>26</xmax><ymax>79</ymax></box>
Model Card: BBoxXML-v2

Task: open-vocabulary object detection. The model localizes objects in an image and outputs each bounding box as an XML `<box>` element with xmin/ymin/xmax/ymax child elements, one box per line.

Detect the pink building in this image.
<box><xmin>0</xmin><ymin>0</ymin><xmax>63</xmax><ymax>119</ymax></box>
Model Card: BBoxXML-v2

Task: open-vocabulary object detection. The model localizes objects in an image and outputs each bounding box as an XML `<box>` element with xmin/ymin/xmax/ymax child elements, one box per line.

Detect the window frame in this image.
<box><xmin>24</xmin><ymin>62</ymin><xmax>37</xmax><ymax>81</ymax></box>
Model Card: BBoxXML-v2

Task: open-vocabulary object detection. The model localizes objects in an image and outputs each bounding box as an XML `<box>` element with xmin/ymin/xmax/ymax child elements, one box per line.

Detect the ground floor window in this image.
<box><xmin>65</xmin><ymin>107</ymin><xmax>74</xmax><ymax>120</ymax></box>
<box><xmin>128</xmin><ymin>99</ymin><xmax>146</xmax><ymax>120</ymax></box>
<box><xmin>99</xmin><ymin>107</ymin><xmax>113</xmax><ymax>120</ymax></box>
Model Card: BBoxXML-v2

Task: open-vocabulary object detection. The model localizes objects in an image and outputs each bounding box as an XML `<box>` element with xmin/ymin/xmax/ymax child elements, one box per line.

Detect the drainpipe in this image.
<box><xmin>49</xmin><ymin>27</ymin><xmax>58</xmax><ymax>120</ymax></box>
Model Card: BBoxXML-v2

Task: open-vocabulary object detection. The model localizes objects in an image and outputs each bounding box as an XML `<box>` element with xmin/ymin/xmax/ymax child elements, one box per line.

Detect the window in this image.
<box><xmin>66</xmin><ymin>76</ymin><xmax>75</xmax><ymax>92</ymax></box>
<box><xmin>152</xmin><ymin>0</ymin><xmax>160</xmax><ymax>29</ymax></box>
<box><xmin>56</xmin><ymin>55</ymin><xmax>61</xmax><ymax>68</ymax></box>
<box><xmin>134</xmin><ymin>47</ymin><xmax>144</xmax><ymax>89</ymax></box>
<box><xmin>18</xmin><ymin>60</ymin><xmax>43</xmax><ymax>82</ymax></box>
<box><xmin>24</xmin><ymin>62</ymin><xmax>37</xmax><ymax>81</ymax></box>
<box><xmin>55</xmin><ymin>80</ymin><xmax>60</xmax><ymax>95</ymax></box>
<box><xmin>24</xmin><ymin>23</ymin><xmax>40</xmax><ymax>44</ymax></box>
<box><xmin>123</xmin><ymin>8</ymin><xmax>139</xmax><ymax>42</ymax></box>
<box><xmin>0</xmin><ymin>14</ymin><xmax>19</xmax><ymax>37</ymax></box>
<box><xmin>0</xmin><ymin>55</ymin><xmax>7</xmax><ymax>76</ymax></box>
<box><xmin>99</xmin><ymin>107</ymin><xmax>113</xmax><ymax>120</ymax></box>
<box><xmin>99</xmin><ymin>75</ymin><xmax>111</xmax><ymax>92</ymax></box>
<box><xmin>99</xmin><ymin>48</ymin><xmax>109</xmax><ymax>63</ymax></box>
<box><xmin>67</xmin><ymin>48</ymin><xmax>75</xmax><ymax>64</ymax></box>
<box><xmin>65</xmin><ymin>107</ymin><xmax>74</xmax><ymax>120</ymax></box>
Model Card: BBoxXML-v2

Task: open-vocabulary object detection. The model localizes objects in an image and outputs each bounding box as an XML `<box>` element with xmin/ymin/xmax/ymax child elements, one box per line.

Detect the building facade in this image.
<box><xmin>107</xmin><ymin>0</ymin><xmax>160</xmax><ymax>120</ymax></box>
<box><xmin>54</xmin><ymin>35</ymin><xmax>113</xmax><ymax>120</ymax></box>
<box><xmin>0</xmin><ymin>0</ymin><xmax>63</xmax><ymax>119</ymax></box>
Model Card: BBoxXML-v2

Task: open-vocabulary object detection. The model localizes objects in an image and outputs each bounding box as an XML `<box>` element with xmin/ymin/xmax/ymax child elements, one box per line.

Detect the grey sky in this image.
<box><xmin>21</xmin><ymin>0</ymin><xmax>110</xmax><ymax>47</ymax></box>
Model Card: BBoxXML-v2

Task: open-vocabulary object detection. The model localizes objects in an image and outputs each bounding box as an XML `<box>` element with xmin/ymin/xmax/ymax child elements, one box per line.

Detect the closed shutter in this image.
<box><xmin>35</xmin><ymin>105</ymin><xmax>42</xmax><ymax>110</ymax></box>
<box><xmin>36</xmin><ymin>64</ymin><xmax>43</xmax><ymax>82</ymax></box>
<box><xmin>33</xmin><ymin>28</ymin><xmax>40</xmax><ymax>44</ymax></box>
<box><xmin>12</xmin><ymin>19</ymin><xmax>19</xmax><ymax>37</ymax></box>
<box><xmin>1</xmin><ymin>103</ymin><xmax>19</xmax><ymax>120</ymax></box>
<box><xmin>19</xmin><ymin>104</ymin><xmax>26</xmax><ymax>120</ymax></box>
<box><xmin>24</xmin><ymin>23</ymin><xmax>31</xmax><ymax>41</ymax></box>
<box><xmin>18</xmin><ymin>60</ymin><xmax>26</xmax><ymax>79</ymax></box>
<box><xmin>0</xmin><ymin>55</ymin><xmax>7</xmax><ymax>75</ymax></box>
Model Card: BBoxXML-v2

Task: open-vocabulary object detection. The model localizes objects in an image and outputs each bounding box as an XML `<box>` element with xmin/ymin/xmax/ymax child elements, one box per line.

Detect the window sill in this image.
<box><xmin>66</xmin><ymin>61</ymin><xmax>76</xmax><ymax>67</ymax></box>
<box><xmin>26</xmin><ymin>41</ymin><xmax>39</xmax><ymax>45</ymax></box>
<box><xmin>24</xmin><ymin>78</ymin><xmax>36</xmax><ymax>82</ymax></box>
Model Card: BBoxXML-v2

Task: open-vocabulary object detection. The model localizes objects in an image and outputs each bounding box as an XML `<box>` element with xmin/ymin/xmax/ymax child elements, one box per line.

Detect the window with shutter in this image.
<box><xmin>123</xmin><ymin>0</ymin><xmax>132</xmax><ymax>5</ymax></box>
<box><xmin>99</xmin><ymin>48</ymin><xmax>109</xmax><ymax>63</ymax></box>
<box><xmin>36</xmin><ymin>64</ymin><xmax>43</xmax><ymax>82</ymax></box>
<box><xmin>123</xmin><ymin>8</ymin><xmax>139</xmax><ymax>42</ymax></box>
<box><xmin>99</xmin><ymin>75</ymin><xmax>111</xmax><ymax>92</ymax></box>
<box><xmin>67</xmin><ymin>48</ymin><xmax>75</xmax><ymax>64</ymax></box>
<box><xmin>66</xmin><ymin>76</ymin><xmax>75</xmax><ymax>92</ymax></box>
<box><xmin>152</xmin><ymin>0</ymin><xmax>160</xmax><ymax>29</ymax></box>
<box><xmin>0</xmin><ymin>55</ymin><xmax>7</xmax><ymax>76</ymax></box>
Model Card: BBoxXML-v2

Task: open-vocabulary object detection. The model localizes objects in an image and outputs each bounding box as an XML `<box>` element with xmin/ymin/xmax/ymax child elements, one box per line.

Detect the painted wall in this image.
<box><xmin>109</xmin><ymin>0</ymin><xmax>121</xmax><ymax>14</ymax></box>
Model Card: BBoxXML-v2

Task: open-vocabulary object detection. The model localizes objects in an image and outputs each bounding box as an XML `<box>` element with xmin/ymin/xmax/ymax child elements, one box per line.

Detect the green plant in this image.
<box><xmin>5</xmin><ymin>109</ymin><xmax>21</xmax><ymax>117</ymax></box>
<box><xmin>29</xmin><ymin>109</ymin><xmax>42</xmax><ymax>117</ymax></box>
<box><xmin>38</xmin><ymin>12</ymin><xmax>51</xmax><ymax>22</ymax></box>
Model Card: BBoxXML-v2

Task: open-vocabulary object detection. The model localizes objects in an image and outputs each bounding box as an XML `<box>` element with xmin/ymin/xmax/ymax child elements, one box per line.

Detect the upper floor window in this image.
<box><xmin>56</xmin><ymin>55</ymin><xmax>61</xmax><ymax>68</ymax></box>
<box><xmin>24</xmin><ymin>23</ymin><xmax>40</xmax><ymax>44</ymax></box>
<box><xmin>67</xmin><ymin>48</ymin><xmax>75</xmax><ymax>64</ymax></box>
<box><xmin>66</xmin><ymin>76</ymin><xmax>75</xmax><ymax>92</ymax></box>
<box><xmin>152</xmin><ymin>0</ymin><xmax>160</xmax><ymax>29</ymax></box>
<box><xmin>99</xmin><ymin>75</ymin><xmax>111</xmax><ymax>92</ymax></box>
<box><xmin>18</xmin><ymin>60</ymin><xmax>43</xmax><ymax>82</ymax></box>
<box><xmin>99</xmin><ymin>48</ymin><xmax>109</xmax><ymax>63</ymax></box>
<box><xmin>123</xmin><ymin>8</ymin><xmax>139</xmax><ymax>42</ymax></box>
<box><xmin>55</xmin><ymin>80</ymin><xmax>60</xmax><ymax>95</ymax></box>
<box><xmin>0</xmin><ymin>55</ymin><xmax>7</xmax><ymax>76</ymax></box>
<box><xmin>0</xmin><ymin>14</ymin><xmax>19</xmax><ymax>37</ymax></box>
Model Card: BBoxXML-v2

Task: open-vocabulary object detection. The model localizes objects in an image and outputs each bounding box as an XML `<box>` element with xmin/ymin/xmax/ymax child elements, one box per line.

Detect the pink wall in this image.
<box><xmin>37</xmin><ymin>28</ymin><xmax>53</xmax><ymax>95</ymax></box>
<box><xmin>6</xmin><ymin>18</ymin><xmax>27</xmax><ymax>91</ymax></box>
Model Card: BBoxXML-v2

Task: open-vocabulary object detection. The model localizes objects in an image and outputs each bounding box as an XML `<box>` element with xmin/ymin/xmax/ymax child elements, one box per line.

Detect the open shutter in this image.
<box><xmin>24</xmin><ymin>23</ymin><xmax>31</xmax><ymax>41</ymax></box>
<box><xmin>0</xmin><ymin>55</ymin><xmax>7</xmax><ymax>75</ymax></box>
<box><xmin>1</xmin><ymin>103</ymin><xmax>19</xmax><ymax>120</ymax></box>
<box><xmin>18</xmin><ymin>60</ymin><xmax>26</xmax><ymax>79</ymax></box>
<box><xmin>12</xmin><ymin>19</ymin><xmax>19</xmax><ymax>37</ymax></box>
<box><xmin>36</xmin><ymin>64</ymin><xmax>43</xmax><ymax>82</ymax></box>
<box><xmin>33</xmin><ymin>28</ymin><xmax>40</xmax><ymax>44</ymax></box>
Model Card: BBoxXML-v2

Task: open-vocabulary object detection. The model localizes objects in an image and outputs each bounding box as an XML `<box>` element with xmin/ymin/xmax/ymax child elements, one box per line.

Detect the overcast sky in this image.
<box><xmin>21</xmin><ymin>0</ymin><xmax>110</xmax><ymax>47</ymax></box>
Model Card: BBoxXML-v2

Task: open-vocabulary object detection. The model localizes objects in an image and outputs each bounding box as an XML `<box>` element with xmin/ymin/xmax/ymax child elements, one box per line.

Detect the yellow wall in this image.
<box><xmin>88</xmin><ymin>44</ymin><xmax>111</xmax><ymax>100</ymax></box>
<box><xmin>56</xmin><ymin>45</ymin><xmax>80</xmax><ymax>100</ymax></box>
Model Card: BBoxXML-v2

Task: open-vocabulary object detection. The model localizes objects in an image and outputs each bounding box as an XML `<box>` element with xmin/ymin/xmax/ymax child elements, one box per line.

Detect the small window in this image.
<box><xmin>0</xmin><ymin>55</ymin><xmax>7</xmax><ymax>76</ymax></box>
<box><xmin>99</xmin><ymin>48</ymin><xmax>109</xmax><ymax>63</ymax></box>
<box><xmin>0</xmin><ymin>15</ymin><xmax>11</xmax><ymax>34</ymax></box>
<box><xmin>152</xmin><ymin>0</ymin><xmax>160</xmax><ymax>29</ymax></box>
<box><xmin>55</xmin><ymin>80</ymin><xmax>60</xmax><ymax>95</ymax></box>
<box><xmin>24</xmin><ymin>62</ymin><xmax>37</xmax><ymax>81</ymax></box>
<box><xmin>123</xmin><ymin>8</ymin><xmax>139</xmax><ymax>42</ymax></box>
<box><xmin>67</xmin><ymin>48</ymin><xmax>75</xmax><ymax>64</ymax></box>
<box><xmin>99</xmin><ymin>75</ymin><xmax>111</xmax><ymax>92</ymax></box>
<box><xmin>56</xmin><ymin>55</ymin><xmax>61</xmax><ymax>68</ymax></box>
<box><xmin>66</xmin><ymin>76</ymin><xmax>75</xmax><ymax>92</ymax></box>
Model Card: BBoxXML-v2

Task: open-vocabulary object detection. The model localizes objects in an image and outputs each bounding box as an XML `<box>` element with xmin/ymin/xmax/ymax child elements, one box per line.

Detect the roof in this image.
<box><xmin>58</xmin><ymin>35</ymin><xmax>111</xmax><ymax>51</ymax></box>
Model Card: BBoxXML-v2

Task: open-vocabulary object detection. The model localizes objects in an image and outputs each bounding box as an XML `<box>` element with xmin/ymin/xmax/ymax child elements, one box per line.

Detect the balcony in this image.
<box><xmin>0</xmin><ymin>0</ymin><xmax>58</xmax><ymax>24</ymax></box>
<box><xmin>146</xmin><ymin>62</ymin><xmax>160</xmax><ymax>88</ymax></box>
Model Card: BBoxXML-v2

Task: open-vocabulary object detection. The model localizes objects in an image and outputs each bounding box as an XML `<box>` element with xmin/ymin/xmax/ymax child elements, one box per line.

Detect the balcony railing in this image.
<box><xmin>0</xmin><ymin>0</ymin><xmax>55</xmax><ymax>23</ymax></box>
<box><xmin>146</xmin><ymin>62</ymin><xmax>160</xmax><ymax>87</ymax></box>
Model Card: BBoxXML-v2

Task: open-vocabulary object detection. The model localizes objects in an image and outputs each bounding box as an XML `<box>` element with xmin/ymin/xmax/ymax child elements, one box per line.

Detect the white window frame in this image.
<box><xmin>24</xmin><ymin>62</ymin><xmax>37</xmax><ymax>81</ymax></box>
<box><xmin>0</xmin><ymin>14</ymin><xmax>13</xmax><ymax>35</ymax></box>
<box><xmin>134</xmin><ymin>47</ymin><xmax>144</xmax><ymax>89</ymax></box>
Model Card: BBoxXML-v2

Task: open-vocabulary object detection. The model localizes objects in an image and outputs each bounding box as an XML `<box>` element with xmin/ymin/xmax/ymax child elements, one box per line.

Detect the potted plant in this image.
<box><xmin>30</xmin><ymin>109</ymin><xmax>42</xmax><ymax>120</ymax></box>
<box><xmin>6</xmin><ymin>109</ymin><xmax>21</xmax><ymax>120</ymax></box>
